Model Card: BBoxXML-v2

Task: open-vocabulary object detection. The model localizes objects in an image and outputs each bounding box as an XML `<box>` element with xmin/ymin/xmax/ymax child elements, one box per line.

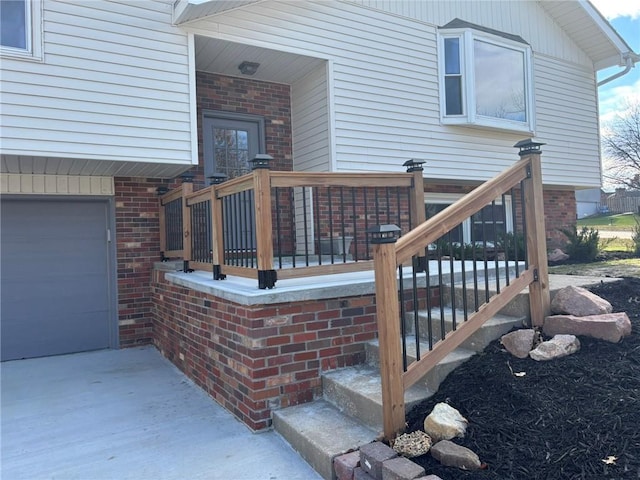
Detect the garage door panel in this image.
<box><xmin>1</xmin><ymin>199</ymin><xmax>114</xmax><ymax>361</ymax></box>
<box><xmin>2</xmin><ymin>311</ymin><xmax>111</xmax><ymax>361</ymax></box>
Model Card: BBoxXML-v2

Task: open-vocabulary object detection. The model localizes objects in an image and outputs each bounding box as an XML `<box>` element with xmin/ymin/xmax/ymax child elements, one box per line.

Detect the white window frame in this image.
<box><xmin>425</xmin><ymin>193</ymin><xmax>513</xmax><ymax>245</ymax></box>
<box><xmin>438</xmin><ymin>28</ymin><xmax>534</xmax><ymax>134</ymax></box>
<box><xmin>1</xmin><ymin>0</ymin><xmax>43</xmax><ymax>61</ymax></box>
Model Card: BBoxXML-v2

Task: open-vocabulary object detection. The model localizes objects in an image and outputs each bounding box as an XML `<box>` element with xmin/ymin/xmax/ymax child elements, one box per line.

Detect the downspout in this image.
<box><xmin>598</xmin><ymin>53</ymin><xmax>638</xmax><ymax>86</ymax></box>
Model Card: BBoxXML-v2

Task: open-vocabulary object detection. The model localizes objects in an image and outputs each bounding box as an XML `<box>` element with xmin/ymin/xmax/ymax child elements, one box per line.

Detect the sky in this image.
<box><xmin>590</xmin><ymin>0</ymin><xmax>640</xmax><ymax>125</ymax></box>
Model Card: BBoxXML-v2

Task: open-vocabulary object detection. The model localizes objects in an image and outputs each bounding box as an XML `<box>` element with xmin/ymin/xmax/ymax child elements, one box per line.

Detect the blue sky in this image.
<box><xmin>591</xmin><ymin>0</ymin><xmax>640</xmax><ymax>124</ymax></box>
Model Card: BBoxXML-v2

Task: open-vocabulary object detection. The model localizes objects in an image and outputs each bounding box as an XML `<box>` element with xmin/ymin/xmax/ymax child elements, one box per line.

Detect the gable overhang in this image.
<box><xmin>173</xmin><ymin>0</ymin><xmax>263</xmax><ymax>25</ymax></box>
<box><xmin>540</xmin><ymin>0</ymin><xmax>638</xmax><ymax>70</ymax></box>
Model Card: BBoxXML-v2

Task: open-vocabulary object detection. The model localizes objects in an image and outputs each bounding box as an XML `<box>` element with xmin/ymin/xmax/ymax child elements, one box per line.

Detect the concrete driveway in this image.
<box><xmin>1</xmin><ymin>346</ymin><xmax>321</xmax><ymax>480</ymax></box>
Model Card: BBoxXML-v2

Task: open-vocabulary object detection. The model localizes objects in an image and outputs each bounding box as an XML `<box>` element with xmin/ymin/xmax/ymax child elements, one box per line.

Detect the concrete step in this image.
<box><xmin>321</xmin><ymin>363</ymin><xmax>436</xmax><ymax>432</ymax></box>
<box><xmin>364</xmin><ymin>339</ymin><xmax>476</xmax><ymax>392</ymax></box>
<box><xmin>442</xmin><ymin>282</ymin><xmax>532</xmax><ymax>320</ymax></box>
<box><xmin>405</xmin><ymin>308</ymin><xmax>526</xmax><ymax>352</ymax></box>
<box><xmin>272</xmin><ymin>399</ymin><xmax>377</xmax><ymax>480</ymax></box>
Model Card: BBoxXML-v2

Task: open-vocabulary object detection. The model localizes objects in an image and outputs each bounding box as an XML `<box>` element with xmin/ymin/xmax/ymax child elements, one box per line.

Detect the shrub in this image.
<box><xmin>496</xmin><ymin>232</ymin><xmax>526</xmax><ymax>261</ymax></box>
<box><xmin>559</xmin><ymin>225</ymin><xmax>600</xmax><ymax>262</ymax></box>
<box><xmin>632</xmin><ymin>219</ymin><xmax>640</xmax><ymax>257</ymax></box>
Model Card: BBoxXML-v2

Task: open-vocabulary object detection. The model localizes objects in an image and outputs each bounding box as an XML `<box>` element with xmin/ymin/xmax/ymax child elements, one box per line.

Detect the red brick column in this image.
<box><xmin>114</xmin><ymin>178</ymin><xmax>164</xmax><ymax>346</ymax></box>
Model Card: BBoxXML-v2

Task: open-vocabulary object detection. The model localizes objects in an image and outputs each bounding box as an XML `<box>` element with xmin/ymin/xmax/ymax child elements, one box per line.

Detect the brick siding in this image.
<box><xmin>114</xmin><ymin>177</ymin><xmax>166</xmax><ymax>346</ymax></box>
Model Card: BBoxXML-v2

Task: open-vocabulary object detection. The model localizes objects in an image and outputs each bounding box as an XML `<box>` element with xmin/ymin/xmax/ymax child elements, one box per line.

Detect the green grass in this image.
<box><xmin>600</xmin><ymin>237</ymin><xmax>634</xmax><ymax>252</ymax></box>
<box><xmin>577</xmin><ymin>213</ymin><xmax>640</xmax><ymax>231</ymax></box>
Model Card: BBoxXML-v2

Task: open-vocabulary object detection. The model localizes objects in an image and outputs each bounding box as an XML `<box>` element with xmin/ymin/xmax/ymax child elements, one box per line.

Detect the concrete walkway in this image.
<box><xmin>1</xmin><ymin>346</ymin><xmax>321</xmax><ymax>480</ymax></box>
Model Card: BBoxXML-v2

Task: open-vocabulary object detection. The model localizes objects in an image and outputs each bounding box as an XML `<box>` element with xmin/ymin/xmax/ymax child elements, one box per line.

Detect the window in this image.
<box><xmin>1</xmin><ymin>0</ymin><xmax>42</xmax><ymax>60</ymax></box>
<box><xmin>425</xmin><ymin>193</ymin><xmax>513</xmax><ymax>245</ymax></box>
<box><xmin>438</xmin><ymin>20</ymin><xmax>534</xmax><ymax>133</ymax></box>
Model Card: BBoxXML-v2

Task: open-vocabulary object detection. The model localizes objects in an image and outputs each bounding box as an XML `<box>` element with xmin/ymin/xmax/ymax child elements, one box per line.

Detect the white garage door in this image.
<box><xmin>1</xmin><ymin>198</ymin><xmax>115</xmax><ymax>361</ymax></box>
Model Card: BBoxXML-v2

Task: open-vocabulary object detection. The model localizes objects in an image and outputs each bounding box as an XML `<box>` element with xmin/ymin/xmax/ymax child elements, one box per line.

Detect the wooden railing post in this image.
<box><xmin>405</xmin><ymin>160</ymin><xmax>427</xmax><ymax>270</ymax></box>
<box><xmin>210</xmin><ymin>177</ymin><xmax>226</xmax><ymax>280</ymax></box>
<box><xmin>181</xmin><ymin>177</ymin><xmax>194</xmax><ymax>272</ymax></box>
<box><xmin>368</xmin><ymin>225</ymin><xmax>405</xmax><ymax>441</ymax></box>
<box><xmin>251</xmin><ymin>155</ymin><xmax>276</xmax><ymax>289</ymax></box>
<box><xmin>517</xmin><ymin>140</ymin><xmax>550</xmax><ymax>326</ymax></box>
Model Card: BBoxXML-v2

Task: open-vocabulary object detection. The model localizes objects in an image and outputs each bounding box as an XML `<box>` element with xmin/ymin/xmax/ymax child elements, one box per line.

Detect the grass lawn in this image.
<box><xmin>577</xmin><ymin>212</ymin><xmax>640</xmax><ymax>231</ymax></box>
<box><xmin>600</xmin><ymin>237</ymin><xmax>634</xmax><ymax>251</ymax></box>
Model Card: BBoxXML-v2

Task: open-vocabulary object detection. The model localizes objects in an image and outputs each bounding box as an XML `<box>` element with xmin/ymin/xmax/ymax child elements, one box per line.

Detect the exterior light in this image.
<box><xmin>249</xmin><ymin>154</ymin><xmax>273</xmax><ymax>170</ymax></box>
<box><xmin>514</xmin><ymin>138</ymin><xmax>545</xmax><ymax>157</ymax></box>
<box><xmin>180</xmin><ymin>172</ymin><xmax>195</xmax><ymax>183</ymax></box>
<box><xmin>403</xmin><ymin>159</ymin><xmax>426</xmax><ymax>173</ymax></box>
<box><xmin>156</xmin><ymin>185</ymin><xmax>169</xmax><ymax>196</ymax></box>
<box><xmin>208</xmin><ymin>174</ymin><xmax>228</xmax><ymax>185</ymax></box>
<box><xmin>238</xmin><ymin>61</ymin><xmax>260</xmax><ymax>76</ymax></box>
<box><xmin>367</xmin><ymin>224</ymin><xmax>401</xmax><ymax>244</ymax></box>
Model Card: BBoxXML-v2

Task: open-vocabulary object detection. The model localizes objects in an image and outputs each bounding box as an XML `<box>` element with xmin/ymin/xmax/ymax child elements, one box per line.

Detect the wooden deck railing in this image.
<box><xmin>371</xmin><ymin>141</ymin><xmax>551</xmax><ymax>441</ymax></box>
<box><xmin>158</xmin><ymin>159</ymin><xmax>426</xmax><ymax>288</ymax></box>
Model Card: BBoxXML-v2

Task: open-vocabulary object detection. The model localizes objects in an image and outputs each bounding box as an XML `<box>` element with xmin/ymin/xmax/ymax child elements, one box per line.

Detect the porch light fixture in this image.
<box><xmin>514</xmin><ymin>138</ymin><xmax>545</xmax><ymax>157</ymax></box>
<box><xmin>208</xmin><ymin>174</ymin><xmax>228</xmax><ymax>185</ymax></box>
<box><xmin>367</xmin><ymin>224</ymin><xmax>401</xmax><ymax>244</ymax></box>
<box><xmin>180</xmin><ymin>171</ymin><xmax>195</xmax><ymax>183</ymax></box>
<box><xmin>250</xmin><ymin>154</ymin><xmax>273</xmax><ymax>170</ymax></box>
<box><xmin>403</xmin><ymin>159</ymin><xmax>426</xmax><ymax>173</ymax></box>
<box><xmin>238</xmin><ymin>61</ymin><xmax>260</xmax><ymax>76</ymax></box>
<box><xmin>155</xmin><ymin>185</ymin><xmax>169</xmax><ymax>196</ymax></box>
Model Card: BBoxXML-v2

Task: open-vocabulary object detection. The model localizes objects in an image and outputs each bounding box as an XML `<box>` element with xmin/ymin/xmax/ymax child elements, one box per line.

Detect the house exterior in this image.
<box><xmin>1</xmin><ymin>0</ymin><xmax>636</xmax><ymax>415</ymax></box>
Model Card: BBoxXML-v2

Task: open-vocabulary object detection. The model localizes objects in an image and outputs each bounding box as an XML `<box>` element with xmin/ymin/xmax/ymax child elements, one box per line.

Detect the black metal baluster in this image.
<box><xmin>314</xmin><ymin>187</ymin><xmax>322</xmax><ymax>266</ymax></box>
<box><xmin>275</xmin><ymin>187</ymin><xmax>283</xmax><ymax>269</ymax></box>
<box><xmin>521</xmin><ymin>181</ymin><xmax>529</xmax><ymax>270</ymax></box>
<box><xmin>502</xmin><ymin>193</ymin><xmax>510</xmax><ymax>286</ymax></box>
<box><xmin>492</xmin><ymin>200</ymin><xmax>500</xmax><ymax>294</ymax></box>
<box><xmin>448</xmin><ymin>230</ymin><xmax>456</xmax><ymax>331</ymax></box>
<box><xmin>511</xmin><ymin>188</ymin><xmax>520</xmax><ymax>278</ymax></box>
<box><xmin>399</xmin><ymin>265</ymin><xmax>408</xmax><ymax>371</ymax></box>
<box><xmin>351</xmin><ymin>187</ymin><xmax>358</xmax><ymax>261</ymax></box>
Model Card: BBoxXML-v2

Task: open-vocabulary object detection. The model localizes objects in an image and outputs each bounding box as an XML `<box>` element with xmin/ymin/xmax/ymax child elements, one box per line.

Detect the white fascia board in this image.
<box><xmin>581</xmin><ymin>0</ymin><xmax>638</xmax><ymax>67</ymax></box>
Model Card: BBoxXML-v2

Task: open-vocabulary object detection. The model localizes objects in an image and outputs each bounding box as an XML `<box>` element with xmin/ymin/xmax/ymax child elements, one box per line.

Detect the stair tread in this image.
<box><xmin>273</xmin><ymin>399</ymin><xmax>378</xmax><ymax>479</ymax></box>
<box><xmin>416</xmin><ymin>307</ymin><xmax>526</xmax><ymax>325</ymax></box>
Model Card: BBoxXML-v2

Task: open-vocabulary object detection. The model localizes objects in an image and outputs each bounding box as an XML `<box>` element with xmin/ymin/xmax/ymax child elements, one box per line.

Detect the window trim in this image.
<box><xmin>1</xmin><ymin>0</ymin><xmax>43</xmax><ymax>61</ymax></box>
<box><xmin>438</xmin><ymin>27</ymin><xmax>535</xmax><ymax>134</ymax></box>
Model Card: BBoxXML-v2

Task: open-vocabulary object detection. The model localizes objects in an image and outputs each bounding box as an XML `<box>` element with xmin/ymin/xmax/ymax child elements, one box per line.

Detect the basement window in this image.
<box><xmin>438</xmin><ymin>19</ymin><xmax>534</xmax><ymax>133</ymax></box>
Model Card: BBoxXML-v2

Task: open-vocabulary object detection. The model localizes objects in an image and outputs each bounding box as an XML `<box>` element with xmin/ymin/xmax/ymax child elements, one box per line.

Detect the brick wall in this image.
<box><xmin>151</xmin><ymin>270</ymin><xmax>378</xmax><ymax>430</ymax></box>
<box><xmin>115</xmin><ymin>177</ymin><xmax>165</xmax><ymax>346</ymax></box>
<box><xmin>543</xmin><ymin>189</ymin><xmax>577</xmax><ymax>249</ymax></box>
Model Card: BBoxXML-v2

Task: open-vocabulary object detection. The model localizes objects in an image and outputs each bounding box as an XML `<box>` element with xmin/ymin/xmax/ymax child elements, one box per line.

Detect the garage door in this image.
<box><xmin>1</xmin><ymin>199</ymin><xmax>114</xmax><ymax>361</ymax></box>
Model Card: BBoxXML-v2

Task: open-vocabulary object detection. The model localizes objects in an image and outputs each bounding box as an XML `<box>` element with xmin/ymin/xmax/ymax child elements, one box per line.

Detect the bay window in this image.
<box><xmin>438</xmin><ymin>20</ymin><xmax>534</xmax><ymax>133</ymax></box>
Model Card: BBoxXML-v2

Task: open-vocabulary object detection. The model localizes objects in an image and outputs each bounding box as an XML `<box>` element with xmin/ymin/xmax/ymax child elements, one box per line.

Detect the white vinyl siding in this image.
<box><xmin>186</xmin><ymin>0</ymin><xmax>600</xmax><ymax>187</ymax></box>
<box><xmin>291</xmin><ymin>64</ymin><xmax>331</xmax><ymax>172</ymax></box>
<box><xmin>0</xmin><ymin>0</ymin><xmax>193</xmax><ymax>167</ymax></box>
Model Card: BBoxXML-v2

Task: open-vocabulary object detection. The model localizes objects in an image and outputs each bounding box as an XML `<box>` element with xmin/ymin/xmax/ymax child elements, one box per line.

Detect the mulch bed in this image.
<box><xmin>406</xmin><ymin>277</ymin><xmax>640</xmax><ymax>480</ymax></box>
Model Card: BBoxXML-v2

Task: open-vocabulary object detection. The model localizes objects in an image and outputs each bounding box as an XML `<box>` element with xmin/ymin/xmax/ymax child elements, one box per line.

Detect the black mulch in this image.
<box><xmin>405</xmin><ymin>277</ymin><xmax>640</xmax><ymax>480</ymax></box>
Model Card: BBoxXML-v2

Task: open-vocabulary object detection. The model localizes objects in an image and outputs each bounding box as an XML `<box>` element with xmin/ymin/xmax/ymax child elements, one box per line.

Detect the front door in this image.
<box><xmin>203</xmin><ymin>113</ymin><xmax>265</xmax><ymax>254</ymax></box>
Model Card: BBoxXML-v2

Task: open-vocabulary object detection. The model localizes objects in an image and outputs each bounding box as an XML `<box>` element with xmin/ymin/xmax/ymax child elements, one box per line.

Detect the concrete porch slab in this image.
<box><xmin>1</xmin><ymin>346</ymin><xmax>321</xmax><ymax>480</ymax></box>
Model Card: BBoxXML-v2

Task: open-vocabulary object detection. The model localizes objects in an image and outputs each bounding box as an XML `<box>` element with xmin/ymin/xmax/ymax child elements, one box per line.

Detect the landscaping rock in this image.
<box><xmin>360</xmin><ymin>442</ymin><xmax>397</xmax><ymax>480</ymax></box>
<box><xmin>544</xmin><ymin>312</ymin><xmax>632</xmax><ymax>343</ymax></box>
<box><xmin>548</xmin><ymin>248</ymin><xmax>569</xmax><ymax>262</ymax></box>
<box><xmin>415</xmin><ymin>476</ymin><xmax>443</xmax><ymax>480</ymax></box>
<box><xmin>354</xmin><ymin>466</ymin><xmax>376</xmax><ymax>480</ymax></box>
<box><xmin>335</xmin><ymin>450</ymin><xmax>361</xmax><ymax>480</ymax></box>
<box><xmin>501</xmin><ymin>329</ymin><xmax>536</xmax><ymax>358</ymax></box>
<box><xmin>529</xmin><ymin>334</ymin><xmax>580</xmax><ymax>361</ymax></box>
<box><xmin>550</xmin><ymin>285</ymin><xmax>613</xmax><ymax>316</ymax></box>
<box><xmin>430</xmin><ymin>440</ymin><xmax>482</xmax><ymax>470</ymax></box>
<box><xmin>423</xmin><ymin>403</ymin><xmax>467</xmax><ymax>443</ymax></box>
<box><xmin>392</xmin><ymin>431</ymin><xmax>432</xmax><ymax>458</ymax></box>
<box><xmin>382</xmin><ymin>456</ymin><xmax>425</xmax><ymax>480</ymax></box>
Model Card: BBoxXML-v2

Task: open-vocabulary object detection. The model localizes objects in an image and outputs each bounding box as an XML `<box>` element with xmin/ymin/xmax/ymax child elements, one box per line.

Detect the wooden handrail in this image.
<box><xmin>269</xmin><ymin>171</ymin><xmax>413</xmax><ymax>188</ymax></box>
